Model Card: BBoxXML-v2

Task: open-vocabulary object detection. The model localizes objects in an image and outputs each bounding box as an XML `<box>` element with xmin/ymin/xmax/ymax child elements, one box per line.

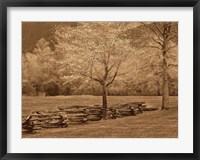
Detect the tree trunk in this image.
<box><xmin>102</xmin><ymin>84</ymin><xmax>108</xmax><ymax>119</ymax></box>
<box><xmin>161</xmin><ymin>48</ymin><xmax>169</xmax><ymax>110</ymax></box>
<box><xmin>157</xmin><ymin>82</ymin><xmax>161</xmax><ymax>96</ymax></box>
<box><xmin>162</xmin><ymin>73</ymin><xmax>169</xmax><ymax>110</ymax></box>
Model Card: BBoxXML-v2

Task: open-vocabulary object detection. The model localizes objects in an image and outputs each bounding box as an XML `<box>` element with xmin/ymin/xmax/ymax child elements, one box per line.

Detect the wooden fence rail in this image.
<box><xmin>22</xmin><ymin>102</ymin><xmax>158</xmax><ymax>133</ymax></box>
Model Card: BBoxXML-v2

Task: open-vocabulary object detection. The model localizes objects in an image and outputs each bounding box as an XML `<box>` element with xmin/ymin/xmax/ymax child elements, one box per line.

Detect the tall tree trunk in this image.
<box><xmin>102</xmin><ymin>84</ymin><xmax>108</xmax><ymax>119</ymax></box>
<box><xmin>161</xmin><ymin>47</ymin><xmax>169</xmax><ymax>110</ymax></box>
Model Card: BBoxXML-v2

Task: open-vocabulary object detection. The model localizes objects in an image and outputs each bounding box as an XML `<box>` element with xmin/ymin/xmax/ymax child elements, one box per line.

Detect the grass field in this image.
<box><xmin>22</xmin><ymin>96</ymin><xmax>178</xmax><ymax>138</ymax></box>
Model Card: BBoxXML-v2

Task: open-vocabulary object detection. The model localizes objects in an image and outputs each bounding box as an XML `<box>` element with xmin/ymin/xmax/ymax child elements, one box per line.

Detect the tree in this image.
<box><xmin>53</xmin><ymin>22</ymin><xmax>135</xmax><ymax>119</ymax></box>
<box><xmin>43</xmin><ymin>80</ymin><xmax>60</xmax><ymax>96</ymax></box>
<box><xmin>125</xmin><ymin>22</ymin><xmax>178</xmax><ymax>109</ymax></box>
<box><xmin>22</xmin><ymin>38</ymin><xmax>58</xmax><ymax>96</ymax></box>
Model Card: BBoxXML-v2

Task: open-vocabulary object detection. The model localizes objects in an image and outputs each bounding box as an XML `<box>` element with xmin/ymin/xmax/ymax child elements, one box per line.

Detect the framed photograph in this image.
<box><xmin>0</xmin><ymin>0</ymin><xmax>199</xmax><ymax>159</ymax></box>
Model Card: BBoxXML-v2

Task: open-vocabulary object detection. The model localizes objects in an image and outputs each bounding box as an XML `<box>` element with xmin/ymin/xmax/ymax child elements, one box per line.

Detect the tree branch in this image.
<box><xmin>106</xmin><ymin>62</ymin><xmax>121</xmax><ymax>86</ymax></box>
<box><xmin>151</xmin><ymin>36</ymin><xmax>163</xmax><ymax>46</ymax></box>
<box><xmin>115</xmin><ymin>70</ymin><xmax>132</xmax><ymax>77</ymax></box>
<box><xmin>79</xmin><ymin>72</ymin><xmax>102</xmax><ymax>84</ymax></box>
<box><xmin>107</xmin><ymin>62</ymin><xmax>116</xmax><ymax>73</ymax></box>
<box><xmin>168</xmin><ymin>35</ymin><xmax>176</xmax><ymax>41</ymax></box>
<box><xmin>141</xmin><ymin>22</ymin><xmax>164</xmax><ymax>43</ymax></box>
<box><xmin>165</xmin><ymin>45</ymin><xmax>177</xmax><ymax>52</ymax></box>
<box><xmin>153</xmin><ymin>23</ymin><xmax>164</xmax><ymax>37</ymax></box>
<box><xmin>140</xmin><ymin>45</ymin><xmax>161</xmax><ymax>49</ymax></box>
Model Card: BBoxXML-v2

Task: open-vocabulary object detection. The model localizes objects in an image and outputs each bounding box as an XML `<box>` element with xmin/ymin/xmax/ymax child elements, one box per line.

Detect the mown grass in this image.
<box><xmin>22</xmin><ymin>96</ymin><xmax>178</xmax><ymax>138</ymax></box>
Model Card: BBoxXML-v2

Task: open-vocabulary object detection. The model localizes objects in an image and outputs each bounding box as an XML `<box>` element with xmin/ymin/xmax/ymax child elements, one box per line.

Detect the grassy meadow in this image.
<box><xmin>22</xmin><ymin>96</ymin><xmax>178</xmax><ymax>138</ymax></box>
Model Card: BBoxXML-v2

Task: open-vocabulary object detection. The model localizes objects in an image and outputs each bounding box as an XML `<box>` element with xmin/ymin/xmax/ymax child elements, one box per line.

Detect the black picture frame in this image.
<box><xmin>0</xmin><ymin>0</ymin><xmax>199</xmax><ymax>159</ymax></box>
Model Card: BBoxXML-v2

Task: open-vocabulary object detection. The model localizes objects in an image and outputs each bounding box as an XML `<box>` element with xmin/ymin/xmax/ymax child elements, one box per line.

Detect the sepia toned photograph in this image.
<box><xmin>22</xmin><ymin>22</ymin><xmax>178</xmax><ymax>138</ymax></box>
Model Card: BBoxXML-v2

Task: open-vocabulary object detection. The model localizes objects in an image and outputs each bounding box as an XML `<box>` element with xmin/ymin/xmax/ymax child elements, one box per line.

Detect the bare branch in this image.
<box><xmin>151</xmin><ymin>37</ymin><xmax>163</xmax><ymax>46</ymax></box>
<box><xmin>153</xmin><ymin>23</ymin><xmax>164</xmax><ymax>37</ymax></box>
<box><xmin>107</xmin><ymin>62</ymin><xmax>116</xmax><ymax>73</ymax></box>
<box><xmin>96</xmin><ymin>57</ymin><xmax>104</xmax><ymax>64</ymax></box>
<box><xmin>166</xmin><ymin>45</ymin><xmax>177</xmax><ymax>52</ymax></box>
<box><xmin>106</xmin><ymin>52</ymin><xmax>130</xmax><ymax>84</ymax></box>
<box><xmin>79</xmin><ymin>72</ymin><xmax>102</xmax><ymax>84</ymax></box>
<box><xmin>97</xmin><ymin>52</ymin><xmax>106</xmax><ymax>65</ymax></box>
<box><xmin>140</xmin><ymin>45</ymin><xmax>161</xmax><ymax>49</ymax></box>
<box><xmin>107</xmin><ymin>52</ymin><xmax>130</xmax><ymax>73</ymax></box>
<box><xmin>141</xmin><ymin>23</ymin><xmax>160</xmax><ymax>37</ymax></box>
<box><xmin>115</xmin><ymin>70</ymin><xmax>132</xmax><ymax>77</ymax></box>
<box><xmin>168</xmin><ymin>35</ymin><xmax>177</xmax><ymax>41</ymax></box>
<box><xmin>141</xmin><ymin>22</ymin><xmax>164</xmax><ymax>43</ymax></box>
<box><xmin>106</xmin><ymin>62</ymin><xmax>121</xmax><ymax>86</ymax></box>
<box><xmin>106</xmin><ymin>52</ymin><xmax>111</xmax><ymax>66</ymax></box>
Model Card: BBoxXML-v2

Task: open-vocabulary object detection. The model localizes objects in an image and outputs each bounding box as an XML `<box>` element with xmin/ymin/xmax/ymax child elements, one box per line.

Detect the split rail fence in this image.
<box><xmin>22</xmin><ymin>102</ymin><xmax>158</xmax><ymax>133</ymax></box>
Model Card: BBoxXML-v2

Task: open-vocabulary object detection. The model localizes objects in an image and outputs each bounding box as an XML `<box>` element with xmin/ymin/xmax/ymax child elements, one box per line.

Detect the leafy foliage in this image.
<box><xmin>22</xmin><ymin>22</ymin><xmax>178</xmax><ymax>97</ymax></box>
